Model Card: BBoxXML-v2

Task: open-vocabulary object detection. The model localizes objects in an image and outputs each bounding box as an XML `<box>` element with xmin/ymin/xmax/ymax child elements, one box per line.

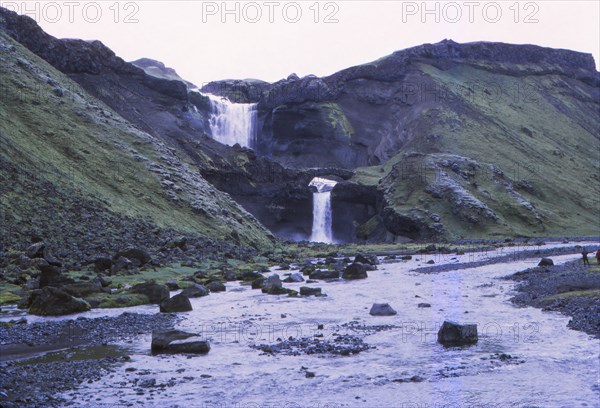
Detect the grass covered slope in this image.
<box><xmin>352</xmin><ymin>58</ymin><xmax>600</xmax><ymax>240</ymax></box>
<box><xmin>0</xmin><ymin>31</ymin><xmax>274</xmax><ymax>263</ymax></box>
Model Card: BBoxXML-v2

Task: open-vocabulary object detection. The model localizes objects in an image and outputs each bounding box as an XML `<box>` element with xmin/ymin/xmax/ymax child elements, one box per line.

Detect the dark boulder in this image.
<box><xmin>151</xmin><ymin>329</ymin><xmax>210</xmax><ymax>354</ymax></box>
<box><xmin>369</xmin><ymin>303</ymin><xmax>397</xmax><ymax>316</ymax></box>
<box><xmin>251</xmin><ymin>277</ymin><xmax>265</xmax><ymax>289</ymax></box>
<box><xmin>283</xmin><ymin>273</ymin><xmax>305</xmax><ymax>283</ymax></box>
<box><xmin>206</xmin><ymin>281</ymin><xmax>226</xmax><ymax>293</ymax></box>
<box><xmin>26</xmin><ymin>242</ymin><xmax>45</xmax><ymax>259</ymax></box>
<box><xmin>113</xmin><ymin>248</ymin><xmax>151</xmax><ymax>267</ymax></box>
<box><xmin>301</xmin><ymin>264</ymin><xmax>316</xmax><ymax>276</ymax></box>
<box><xmin>130</xmin><ymin>281</ymin><xmax>169</xmax><ymax>304</ymax></box>
<box><xmin>308</xmin><ymin>270</ymin><xmax>339</xmax><ymax>280</ymax></box>
<box><xmin>437</xmin><ymin>321</ymin><xmax>478</xmax><ymax>346</ymax></box>
<box><xmin>342</xmin><ymin>263</ymin><xmax>368</xmax><ymax>280</ymax></box>
<box><xmin>93</xmin><ymin>257</ymin><xmax>113</xmax><ymax>273</ymax></box>
<box><xmin>299</xmin><ymin>287</ymin><xmax>322</xmax><ymax>296</ymax></box>
<box><xmin>261</xmin><ymin>274</ymin><xmax>290</xmax><ymax>295</ymax></box>
<box><xmin>111</xmin><ymin>257</ymin><xmax>134</xmax><ymax>274</ymax></box>
<box><xmin>165</xmin><ymin>281</ymin><xmax>180</xmax><ymax>291</ymax></box>
<box><xmin>239</xmin><ymin>271</ymin><xmax>263</xmax><ymax>281</ymax></box>
<box><xmin>62</xmin><ymin>281</ymin><xmax>105</xmax><ymax>297</ymax></box>
<box><xmin>28</xmin><ymin>287</ymin><xmax>91</xmax><ymax>316</ymax></box>
<box><xmin>538</xmin><ymin>258</ymin><xmax>554</xmax><ymax>266</ymax></box>
<box><xmin>160</xmin><ymin>294</ymin><xmax>192</xmax><ymax>313</ymax></box>
<box><xmin>354</xmin><ymin>254</ymin><xmax>379</xmax><ymax>266</ymax></box>
<box><xmin>42</xmin><ymin>247</ymin><xmax>62</xmax><ymax>267</ymax></box>
<box><xmin>38</xmin><ymin>264</ymin><xmax>74</xmax><ymax>288</ymax></box>
<box><xmin>180</xmin><ymin>284</ymin><xmax>209</xmax><ymax>298</ymax></box>
<box><xmin>92</xmin><ymin>275</ymin><xmax>112</xmax><ymax>288</ymax></box>
<box><xmin>418</xmin><ymin>303</ymin><xmax>431</xmax><ymax>308</ymax></box>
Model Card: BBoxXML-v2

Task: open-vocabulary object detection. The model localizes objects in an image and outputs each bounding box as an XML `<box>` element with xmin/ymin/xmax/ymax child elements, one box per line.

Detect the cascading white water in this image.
<box><xmin>205</xmin><ymin>94</ymin><xmax>257</xmax><ymax>148</ymax></box>
<box><xmin>309</xmin><ymin>177</ymin><xmax>338</xmax><ymax>243</ymax></box>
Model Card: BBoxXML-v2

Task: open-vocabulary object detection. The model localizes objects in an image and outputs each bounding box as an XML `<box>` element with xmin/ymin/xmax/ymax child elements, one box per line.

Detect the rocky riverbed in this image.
<box><xmin>1</xmin><ymin>242</ymin><xmax>599</xmax><ymax>407</ymax></box>
<box><xmin>0</xmin><ymin>313</ymin><xmax>178</xmax><ymax>407</ymax></box>
<box><xmin>508</xmin><ymin>259</ymin><xmax>600</xmax><ymax>337</ymax></box>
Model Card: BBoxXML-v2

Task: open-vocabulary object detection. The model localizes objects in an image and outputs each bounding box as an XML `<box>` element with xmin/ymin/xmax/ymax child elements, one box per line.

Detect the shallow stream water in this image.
<box><xmin>7</xmin><ymin>243</ymin><xmax>600</xmax><ymax>407</ymax></box>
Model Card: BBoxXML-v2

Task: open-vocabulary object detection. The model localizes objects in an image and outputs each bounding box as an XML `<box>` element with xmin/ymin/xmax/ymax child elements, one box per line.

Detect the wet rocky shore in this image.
<box><xmin>508</xmin><ymin>259</ymin><xmax>600</xmax><ymax>338</ymax></box>
<box><xmin>0</xmin><ymin>313</ymin><xmax>178</xmax><ymax>407</ymax></box>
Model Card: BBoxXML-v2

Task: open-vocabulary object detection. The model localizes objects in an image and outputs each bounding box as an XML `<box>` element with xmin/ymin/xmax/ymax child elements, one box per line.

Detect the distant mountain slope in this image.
<box><xmin>0</xmin><ymin>30</ymin><xmax>274</xmax><ymax>267</ymax></box>
<box><xmin>2</xmin><ymin>6</ymin><xmax>597</xmax><ymax>243</ymax></box>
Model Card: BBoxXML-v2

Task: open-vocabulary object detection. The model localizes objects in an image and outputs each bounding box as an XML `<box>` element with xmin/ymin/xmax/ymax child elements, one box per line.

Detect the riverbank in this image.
<box><xmin>508</xmin><ymin>259</ymin><xmax>600</xmax><ymax>338</ymax></box>
<box><xmin>0</xmin><ymin>313</ymin><xmax>177</xmax><ymax>407</ymax></box>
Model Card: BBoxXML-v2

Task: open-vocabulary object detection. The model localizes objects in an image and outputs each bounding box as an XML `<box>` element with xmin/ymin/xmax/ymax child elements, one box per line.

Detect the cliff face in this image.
<box><xmin>0</xmin><ymin>14</ymin><xmax>276</xmax><ymax>263</ymax></box>
<box><xmin>2</xmin><ymin>6</ymin><xmax>598</xmax><ymax>243</ymax></box>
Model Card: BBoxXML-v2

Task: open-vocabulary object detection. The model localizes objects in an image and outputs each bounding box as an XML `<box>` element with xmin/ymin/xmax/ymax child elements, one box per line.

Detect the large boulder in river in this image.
<box><xmin>437</xmin><ymin>321</ymin><xmax>478</xmax><ymax>346</ymax></box>
<box><xmin>113</xmin><ymin>247</ymin><xmax>151</xmax><ymax>267</ymax></box>
<box><xmin>261</xmin><ymin>274</ymin><xmax>290</xmax><ymax>295</ymax></box>
<box><xmin>206</xmin><ymin>281</ymin><xmax>226</xmax><ymax>293</ymax></box>
<box><xmin>309</xmin><ymin>270</ymin><xmax>339</xmax><ymax>280</ymax></box>
<box><xmin>354</xmin><ymin>254</ymin><xmax>379</xmax><ymax>266</ymax></box>
<box><xmin>130</xmin><ymin>281</ymin><xmax>169</xmax><ymax>304</ymax></box>
<box><xmin>180</xmin><ymin>284</ymin><xmax>209</xmax><ymax>298</ymax></box>
<box><xmin>28</xmin><ymin>287</ymin><xmax>91</xmax><ymax>316</ymax></box>
<box><xmin>160</xmin><ymin>294</ymin><xmax>192</xmax><ymax>313</ymax></box>
<box><xmin>299</xmin><ymin>287</ymin><xmax>322</xmax><ymax>296</ymax></box>
<box><xmin>151</xmin><ymin>329</ymin><xmax>210</xmax><ymax>354</ymax></box>
<box><xmin>283</xmin><ymin>273</ymin><xmax>304</xmax><ymax>283</ymax></box>
<box><xmin>342</xmin><ymin>263</ymin><xmax>369</xmax><ymax>280</ymax></box>
<box><xmin>538</xmin><ymin>258</ymin><xmax>554</xmax><ymax>266</ymax></box>
<box><xmin>369</xmin><ymin>303</ymin><xmax>397</xmax><ymax>316</ymax></box>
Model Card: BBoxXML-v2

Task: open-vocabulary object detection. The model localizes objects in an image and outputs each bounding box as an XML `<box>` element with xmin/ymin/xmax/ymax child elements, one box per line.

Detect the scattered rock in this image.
<box><xmin>165</xmin><ymin>281</ymin><xmax>180</xmax><ymax>290</ymax></box>
<box><xmin>151</xmin><ymin>329</ymin><xmax>210</xmax><ymax>354</ymax></box>
<box><xmin>342</xmin><ymin>263</ymin><xmax>369</xmax><ymax>280</ymax></box>
<box><xmin>354</xmin><ymin>254</ymin><xmax>379</xmax><ymax>266</ymax></box>
<box><xmin>369</xmin><ymin>303</ymin><xmax>397</xmax><ymax>316</ymax></box>
<box><xmin>283</xmin><ymin>273</ymin><xmax>305</xmax><ymax>283</ymax></box>
<box><xmin>262</xmin><ymin>274</ymin><xmax>290</xmax><ymax>295</ymax></box>
<box><xmin>538</xmin><ymin>258</ymin><xmax>554</xmax><ymax>266</ymax></box>
<box><xmin>42</xmin><ymin>248</ymin><xmax>62</xmax><ymax>267</ymax></box>
<box><xmin>206</xmin><ymin>281</ymin><xmax>226</xmax><ymax>293</ymax></box>
<box><xmin>26</xmin><ymin>242</ymin><xmax>46</xmax><ymax>259</ymax></box>
<box><xmin>299</xmin><ymin>287</ymin><xmax>322</xmax><ymax>296</ymax></box>
<box><xmin>130</xmin><ymin>281</ymin><xmax>169</xmax><ymax>304</ymax></box>
<box><xmin>38</xmin><ymin>264</ymin><xmax>74</xmax><ymax>288</ymax></box>
<box><xmin>160</xmin><ymin>294</ymin><xmax>192</xmax><ymax>313</ymax></box>
<box><xmin>309</xmin><ymin>270</ymin><xmax>339</xmax><ymax>280</ymax></box>
<box><xmin>418</xmin><ymin>303</ymin><xmax>431</xmax><ymax>308</ymax></box>
<box><xmin>113</xmin><ymin>248</ymin><xmax>151</xmax><ymax>267</ymax></box>
<box><xmin>111</xmin><ymin>256</ymin><xmax>134</xmax><ymax>274</ymax></box>
<box><xmin>251</xmin><ymin>277</ymin><xmax>265</xmax><ymax>289</ymax></box>
<box><xmin>28</xmin><ymin>287</ymin><xmax>91</xmax><ymax>316</ymax></box>
<box><xmin>437</xmin><ymin>321</ymin><xmax>478</xmax><ymax>346</ymax></box>
<box><xmin>180</xmin><ymin>284</ymin><xmax>209</xmax><ymax>298</ymax></box>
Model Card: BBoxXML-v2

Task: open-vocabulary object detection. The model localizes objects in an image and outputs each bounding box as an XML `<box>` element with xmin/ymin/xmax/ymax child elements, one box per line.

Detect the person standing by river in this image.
<box><xmin>596</xmin><ymin>249</ymin><xmax>600</xmax><ymax>264</ymax></box>
<box><xmin>582</xmin><ymin>251</ymin><xmax>590</xmax><ymax>266</ymax></box>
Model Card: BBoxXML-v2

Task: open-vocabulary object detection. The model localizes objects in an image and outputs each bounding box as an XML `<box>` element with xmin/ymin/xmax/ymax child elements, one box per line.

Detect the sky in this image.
<box><xmin>3</xmin><ymin>1</ymin><xmax>599</xmax><ymax>86</ymax></box>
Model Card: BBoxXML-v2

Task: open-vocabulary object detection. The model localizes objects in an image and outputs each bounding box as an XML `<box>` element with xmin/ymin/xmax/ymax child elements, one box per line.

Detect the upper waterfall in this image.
<box><xmin>309</xmin><ymin>177</ymin><xmax>338</xmax><ymax>243</ymax></box>
<box><xmin>203</xmin><ymin>93</ymin><xmax>258</xmax><ymax>148</ymax></box>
